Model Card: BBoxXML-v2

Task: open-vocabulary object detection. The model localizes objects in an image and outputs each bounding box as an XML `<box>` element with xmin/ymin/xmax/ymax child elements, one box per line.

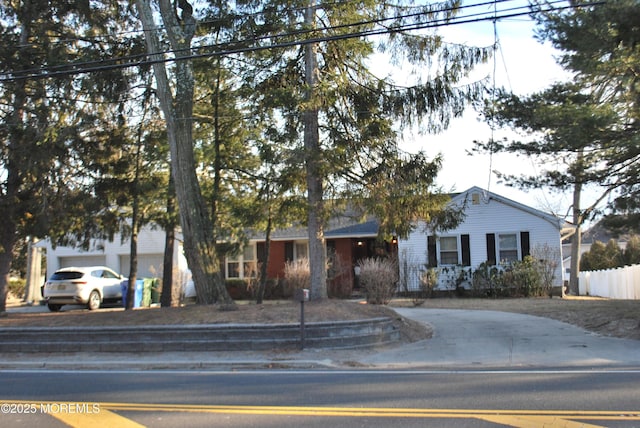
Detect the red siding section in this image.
<box><xmin>266</xmin><ymin>241</ymin><xmax>286</xmax><ymax>278</ymax></box>
<box><xmin>328</xmin><ymin>239</ymin><xmax>355</xmax><ymax>296</ymax></box>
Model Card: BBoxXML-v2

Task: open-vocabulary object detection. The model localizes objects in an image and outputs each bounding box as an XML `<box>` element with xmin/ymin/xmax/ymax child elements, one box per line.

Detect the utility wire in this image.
<box><xmin>4</xmin><ymin>1</ymin><xmax>519</xmax><ymax>81</ymax></box>
<box><xmin>11</xmin><ymin>0</ymin><xmax>529</xmax><ymax>47</ymax></box>
<box><xmin>0</xmin><ymin>1</ymin><xmax>602</xmax><ymax>82</ymax></box>
<box><xmin>0</xmin><ymin>1</ymin><xmax>574</xmax><ymax>81</ymax></box>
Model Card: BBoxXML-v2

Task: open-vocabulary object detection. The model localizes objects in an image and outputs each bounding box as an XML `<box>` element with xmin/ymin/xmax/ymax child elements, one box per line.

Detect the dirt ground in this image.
<box><xmin>2</xmin><ymin>294</ymin><xmax>639</xmax><ymax>342</ymax></box>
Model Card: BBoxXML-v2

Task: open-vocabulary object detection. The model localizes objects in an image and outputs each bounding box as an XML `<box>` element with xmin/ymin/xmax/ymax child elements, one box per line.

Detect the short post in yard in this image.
<box><xmin>294</xmin><ymin>288</ymin><xmax>310</xmax><ymax>349</ymax></box>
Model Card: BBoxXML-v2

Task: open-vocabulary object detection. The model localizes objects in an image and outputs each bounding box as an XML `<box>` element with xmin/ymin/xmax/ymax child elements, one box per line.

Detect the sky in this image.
<box><xmin>396</xmin><ymin>1</ymin><xmax>591</xmax><ymax>224</ymax></box>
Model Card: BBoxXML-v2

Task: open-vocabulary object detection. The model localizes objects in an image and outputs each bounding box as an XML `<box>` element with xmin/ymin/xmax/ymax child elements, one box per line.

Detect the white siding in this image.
<box><xmin>44</xmin><ymin>225</ymin><xmax>183</xmax><ymax>282</ymax></box>
<box><xmin>398</xmin><ymin>188</ymin><xmax>564</xmax><ymax>291</ymax></box>
<box><xmin>119</xmin><ymin>254</ymin><xmax>164</xmax><ymax>278</ymax></box>
<box><xmin>454</xmin><ymin>192</ymin><xmax>562</xmax><ymax>270</ymax></box>
<box><xmin>398</xmin><ymin>221</ymin><xmax>429</xmax><ymax>292</ymax></box>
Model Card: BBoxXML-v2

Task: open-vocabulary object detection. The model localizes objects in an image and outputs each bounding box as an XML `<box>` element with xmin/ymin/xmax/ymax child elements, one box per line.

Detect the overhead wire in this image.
<box><xmin>0</xmin><ymin>0</ymin><xmax>602</xmax><ymax>82</ymax></box>
<box><xmin>8</xmin><ymin>0</ymin><xmax>534</xmax><ymax>48</ymax></box>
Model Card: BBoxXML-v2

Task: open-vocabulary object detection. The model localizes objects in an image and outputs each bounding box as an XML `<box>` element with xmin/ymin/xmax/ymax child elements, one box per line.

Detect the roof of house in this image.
<box><xmin>325</xmin><ymin>219</ymin><xmax>379</xmax><ymax>238</ymax></box>
<box><xmin>581</xmin><ymin>219</ymin><xmax>632</xmax><ymax>244</ymax></box>
<box><xmin>450</xmin><ymin>186</ymin><xmax>564</xmax><ymax>230</ymax></box>
<box><xmin>251</xmin><ymin>217</ymin><xmax>379</xmax><ymax>241</ymax></box>
<box><xmin>248</xmin><ymin>186</ymin><xmax>563</xmax><ymax>242</ymax></box>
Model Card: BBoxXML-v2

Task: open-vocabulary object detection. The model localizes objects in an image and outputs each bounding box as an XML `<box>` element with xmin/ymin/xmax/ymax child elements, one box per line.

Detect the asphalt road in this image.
<box><xmin>1</xmin><ymin>369</ymin><xmax>639</xmax><ymax>427</ymax></box>
<box><xmin>2</xmin><ymin>305</ymin><xmax>640</xmax><ymax>426</ymax></box>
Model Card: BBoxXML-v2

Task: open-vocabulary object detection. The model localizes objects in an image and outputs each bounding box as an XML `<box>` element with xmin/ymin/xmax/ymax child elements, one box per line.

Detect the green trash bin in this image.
<box><xmin>149</xmin><ymin>278</ymin><xmax>161</xmax><ymax>304</ymax></box>
<box><xmin>141</xmin><ymin>278</ymin><xmax>155</xmax><ymax>308</ymax></box>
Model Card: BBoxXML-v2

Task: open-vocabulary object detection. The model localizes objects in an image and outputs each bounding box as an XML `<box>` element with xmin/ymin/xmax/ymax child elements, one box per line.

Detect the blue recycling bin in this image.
<box><xmin>121</xmin><ymin>279</ymin><xmax>144</xmax><ymax>308</ymax></box>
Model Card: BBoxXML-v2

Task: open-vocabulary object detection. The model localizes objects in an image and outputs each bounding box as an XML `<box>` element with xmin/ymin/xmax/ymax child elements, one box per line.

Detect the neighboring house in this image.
<box><xmin>562</xmin><ymin>220</ymin><xmax>630</xmax><ymax>280</ymax></box>
<box><xmin>42</xmin><ymin>225</ymin><xmax>190</xmax><ymax>286</ymax></box>
<box><xmin>398</xmin><ymin>186</ymin><xmax>565</xmax><ymax>292</ymax></box>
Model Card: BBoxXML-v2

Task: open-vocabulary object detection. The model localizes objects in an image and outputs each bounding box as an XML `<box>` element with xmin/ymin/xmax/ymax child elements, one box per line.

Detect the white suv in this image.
<box><xmin>43</xmin><ymin>266</ymin><xmax>124</xmax><ymax>311</ymax></box>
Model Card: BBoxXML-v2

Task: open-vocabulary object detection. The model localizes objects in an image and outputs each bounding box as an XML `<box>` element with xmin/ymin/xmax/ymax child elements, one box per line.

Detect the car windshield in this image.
<box><xmin>50</xmin><ymin>271</ymin><xmax>84</xmax><ymax>280</ymax></box>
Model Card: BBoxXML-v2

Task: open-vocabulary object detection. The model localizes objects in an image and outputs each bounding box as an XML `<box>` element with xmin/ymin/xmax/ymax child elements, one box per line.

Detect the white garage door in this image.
<box><xmin>58</xmin><ymin>256</ymin><xmax>106</xmax><ymax>268</ymax></box>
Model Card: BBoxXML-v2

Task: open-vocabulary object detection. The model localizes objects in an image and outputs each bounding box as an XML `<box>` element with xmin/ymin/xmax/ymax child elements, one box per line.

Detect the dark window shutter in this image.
<box><xmin>427</xmin><ymin>236</ymin><xmax>437</xmax><ymax>267</ymax></box>
<box><xmin>520</xmin><ymin>231</ymin><xmax>530</xmax><ymax>259</ymax></box>
<box><xmin>257</xmin><ymin>242</ymin><xmax>267</xmax><ymax>264</ymax></box>
<box><xmin>486</xmin><ymin>233</ymin><xmax>496</xmax><ymax>266</ymax></box>
<box><xmin>461</xmin><ymin>234</ymin><xmax>471</xmax><ymax>266</ymax></box>
<box><xmin>285</xmin><ymin>242</ymin><xmax>294</xmax><ymax>262</ymax></box>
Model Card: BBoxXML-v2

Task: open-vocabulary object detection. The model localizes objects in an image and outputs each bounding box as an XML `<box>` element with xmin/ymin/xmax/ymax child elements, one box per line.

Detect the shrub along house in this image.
<box><xmin>42</xmin><ymin>217</ymin><xmax>397</xmax><ymax>301</ymax></box>
<box><xmin>236</xmin><ymin>217</ymin><xmax>397</xmax><ymax>298</ymax></box>
<box><xmin>397</xmin><ymin>186</ymin><xmax>566</xmax><ymax>294</ymax></box>
<box><xmin>43</xmin><ymin>186</ymin><xmax>564</xmax><ymax>300</ymax></box>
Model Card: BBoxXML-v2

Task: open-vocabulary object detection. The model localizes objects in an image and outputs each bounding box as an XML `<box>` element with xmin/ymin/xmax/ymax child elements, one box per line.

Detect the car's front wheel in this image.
<box><xmin>87</xmin><ymin>290</ymin><xmax>101</xmax><ymax>310</ymax></box>
<box><xmin>47</xmin><ymin>303</ymin><xmax>62</xmax><ymax>312</ymax></box>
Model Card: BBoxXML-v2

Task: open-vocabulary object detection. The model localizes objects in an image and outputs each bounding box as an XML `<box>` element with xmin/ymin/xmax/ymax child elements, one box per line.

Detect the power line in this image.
<box><xmin>10</xmin><ymin>0</ymin><xmax>519</xmax><ymax>48</ymax></box>
<box><xmin>0</xmin><ymin>1</ymin><xmax>569</xmax><ymax>81</ymax></box>
<box><xmin>0</xmin><ymin>1</ymin><xmax>602</xmax><ymax>83</ymax></box>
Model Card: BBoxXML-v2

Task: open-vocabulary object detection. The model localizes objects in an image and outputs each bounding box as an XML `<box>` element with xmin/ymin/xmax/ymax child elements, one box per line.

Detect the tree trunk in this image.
<box><xmin>161</xmin><ymin>176</ymin><xmax>176</xmax><ymax>307</ymax></box>
<box><xmin>126</xmin><ymin>223</ymin><xmax>138</xmax><ymax>309</ymax></box>
<box><xmin>24</xmin><ymin>237</ymin><xmax>42</xmax><ymax>304</ymax></box>
<box><xmin>256</xmin><ymin>214</ymin><xmax>273</xmax><ymax>305</ymax></box>
<box><xmin>0</xmin><ymin>14</ymin><xmax>30</xmax><ymax>315</ymax></box>
<box><xmin>126</xmin><ymin>129</ymin><xmax>144</xmax><ymax>310</ymax></box>
<box><xmin>161</xmin><ymin>226</ymin><xmax>175</xmax><ymax>307</ymax></box>
<box><xmin>0</xmin><ymin>229</ymin><xmax>16</xmax><ymax>317</ymax></box>
<box><xmin>569</xmin><ymin>179</ymin><xmax>583</xmax><ymax>295</ymax></box>
<box><xmin>0</xmin><ymin>151</ymin><xmax>19</xmax><ymax>315</ymax></box>
<box><xmin>304</xmin><ymin>0</ymin><xmax>327</xmax><ymax>300</ymax></box>
<box><xmin>135</xmin><ymin>0</ymin><xmax>233</xmax><ymax>305</ymax></box>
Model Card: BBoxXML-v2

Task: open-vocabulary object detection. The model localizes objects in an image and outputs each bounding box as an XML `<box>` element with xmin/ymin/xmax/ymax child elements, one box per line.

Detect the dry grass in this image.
<box><xmin>1</xmin><ymin>298</ymin><xmax>432</xmax><ymax>345</ymax></box>
<box><xmin>3</xmin><ymin>295</ymin><xmax>639</xmax><ymax>341</ymax></box>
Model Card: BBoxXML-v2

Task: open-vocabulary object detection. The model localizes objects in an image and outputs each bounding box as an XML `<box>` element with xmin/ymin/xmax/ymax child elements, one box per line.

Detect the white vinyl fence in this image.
<box><xmin>578</xmin><ymin>264</ymin><xmax>640</xmax><ymax>299</ymax></box>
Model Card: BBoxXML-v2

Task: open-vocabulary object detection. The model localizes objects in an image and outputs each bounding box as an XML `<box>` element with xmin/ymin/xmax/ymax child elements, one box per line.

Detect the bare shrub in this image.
<box><xmin>397</xmin><ymin>251</ymin><xmax>427</xmax><ymax>305</ymax></box>
<box><xmin>327</xmin><ymin>248</ymin><xmax>353</xmax><ymax>298</ymax></box>
<box><xmin>242</xmin><ymin>262</ymin><xmax>261</xmax><ymax>299</ymax></box>
<box><xmin>532</xmin><ymin>243</ymin><xmax>560</xmax><ymax>296</ymax></box>
<box><xmin>357</xmin><ymin>258</ymin><xmax>398</xmax><ymax>305</ymax></box>
<box><xmin>419</xmin><ymin>268</ymin><xmax>439</xmax><ymax>300</ymax></box>
<box><xmin>283</xmin><ymin>258</ymin><xmax>310</xmax><ymax>297</ymax></box>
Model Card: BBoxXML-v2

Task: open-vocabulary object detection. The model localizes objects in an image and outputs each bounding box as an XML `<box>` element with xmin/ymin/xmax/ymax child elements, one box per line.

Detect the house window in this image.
<box><xmin>294</xmin><ymin>242</ymin><xmax>308</xmax><ymax>260</ymax></box>
<box><xmin>498</xmin><ymin>233</ymin><xmax>519</xmax><ymax>263</ymax></box>
<box><xmin>439</xmin><ymin>236</ymin><xmax>459</xmax><ymax>265</ymax></box>
<box><xmin>428</xmin><ymin>234</ymin><xmax>470</xmax><ymax>267</ymax></box>
<box><xmin>243</xmin><ymin>245</ymin><xmax>257</xmax><ymax>278</ymax></box>
<box><xmin>226</xmin><ymin>253</ymin><xmax>240</xmax><ymax>278</ymax></box>
<box><xmin>226</xmin><ymin>244</ymin><xmax>257</xmax><ymax>279</ymax></box>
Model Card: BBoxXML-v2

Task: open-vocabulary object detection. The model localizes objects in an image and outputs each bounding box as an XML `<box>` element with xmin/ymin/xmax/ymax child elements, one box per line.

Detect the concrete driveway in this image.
<box><xmin>361</xmin><ymin>308</ymin><xmax>640</xmax><ymax>369</ymax></box>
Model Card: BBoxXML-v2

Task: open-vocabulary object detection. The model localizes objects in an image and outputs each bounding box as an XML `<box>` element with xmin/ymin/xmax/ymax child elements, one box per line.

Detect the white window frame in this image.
<box><xmin>294</xmin><ymin>241</ymin><xmax>308</xmax><ymax>260</ymax></box>
<box><xmin>225</xmin><ymin>243</ymin><xmax>258</xmax><ymax>279</ymax></box>
<box><xmin>438</xmin><ymin>236</ymin><xmax>460</xmax><ymax>266</ymax></box>
<box><xmin>497</xmin><ymin>233</ymin><xmax>519</xmax><ymax>263</ymax></box>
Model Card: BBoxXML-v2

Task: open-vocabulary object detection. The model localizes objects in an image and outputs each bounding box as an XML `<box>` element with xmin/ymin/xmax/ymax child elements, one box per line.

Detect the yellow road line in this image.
<box><xmin>49</xmin><ymin>409</ymin><xmax>145</xmax><ymax>428</ymax></box>
<box><xmin>478</xmin><ymin>415</ymin><xmax>605</xmax><ymax>428</ymax></box>
<box><xmin>100</xmin><ymin>402</ymin><xmax>640</xmax><ymax>420</ymax></box>
<box><xmin>4</xmin><ymin>400</ymin><xmax>639</xmax><ymax>427</ymax></box>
